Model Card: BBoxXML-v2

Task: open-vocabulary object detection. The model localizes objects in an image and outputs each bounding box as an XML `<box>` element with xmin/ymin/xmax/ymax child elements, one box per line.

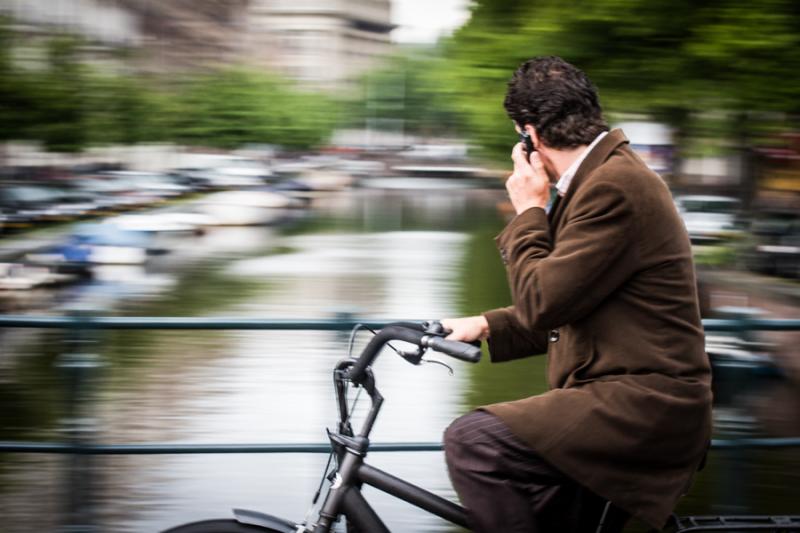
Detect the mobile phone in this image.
<box><xmin>518</xmin><ymin>131</ymin><xmax>534</xmax><ymax>162</ymax></box>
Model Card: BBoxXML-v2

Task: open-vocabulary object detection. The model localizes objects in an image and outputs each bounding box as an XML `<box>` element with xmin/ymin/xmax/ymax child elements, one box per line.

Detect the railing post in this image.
<box><xmin>333</xmin><ymin>309</ymin><xmax>357</xmax><ymax>344</ymax></box>
<box><xmin>715</xmin><ymin>406</ymin><xmax>757</xmax><ymax>513</ymax></box>
<box><xmin>57</xmin><ymin>309</ymin><xmax>104</xmax><ymax>533</ymax></box>
<box><xmin>711</xmin><ymin>308</ymin><xmax>763</xmax><ymax>514</ymax></box>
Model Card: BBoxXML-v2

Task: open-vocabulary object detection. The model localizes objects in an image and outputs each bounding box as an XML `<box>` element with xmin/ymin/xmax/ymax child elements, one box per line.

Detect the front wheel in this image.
<box><xmin>162</xmin><ymin>519</ymin><xmax>286</xmax><ymax>533</ymax></box>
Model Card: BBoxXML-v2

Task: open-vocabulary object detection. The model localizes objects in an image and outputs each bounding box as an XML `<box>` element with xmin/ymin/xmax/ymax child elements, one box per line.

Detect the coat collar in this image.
<box><xmin>548</xmin><ymin>128</ymin><xmax>629</xmax><ymax>225</ymax></box>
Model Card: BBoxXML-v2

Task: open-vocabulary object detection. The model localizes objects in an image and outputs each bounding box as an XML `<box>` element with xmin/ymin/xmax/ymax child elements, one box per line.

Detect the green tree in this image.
<box><xmin>28</xmin><ymin>36</ymin><xmax>89</xmax><ymax>152</ymax></box>
<box><xmin>171</xmin><ymin>68</ymin><xmax>336</xmax><ymax>150</ymax></box>
<box><xmin>352</xmin><ymin>49</ymin><xmax>465</xmax><ymax>137</ymax></box>
<box><xmin>0</xmin><ymin>15</ymin><xmax>338</xmax><ymax>153</ymax></box>
<box><xmin>83</xmin><ymin>73</ymin><xmax>175</xmax><ymax>146</ymax></box>
<box><xmin>442</xmin><ymin>0</ymin><xmax>800</xmax><ymax>161</ymax></box>
<box><xmin>0</xmin><ymin>20</ymin><xmax>36</xmax><ymax>144</ymax></box>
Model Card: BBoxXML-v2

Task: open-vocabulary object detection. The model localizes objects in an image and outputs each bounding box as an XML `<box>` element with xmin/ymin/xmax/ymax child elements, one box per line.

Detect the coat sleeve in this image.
<box><xmin>482</xmin><ymin>306</ymin><xmax>548</xmax><ymax>363</ymax></box>
<box><xmin>496</xmin><ymin>182</ymin><xmax>637</xmax><ymax>331</ymax></box>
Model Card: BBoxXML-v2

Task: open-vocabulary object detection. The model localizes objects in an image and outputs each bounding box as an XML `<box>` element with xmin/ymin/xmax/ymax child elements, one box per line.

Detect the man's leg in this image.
<box><xmin>443</xmin><ymin>410</ymin><xmax>576</xmax><ymax>533</ymax></box>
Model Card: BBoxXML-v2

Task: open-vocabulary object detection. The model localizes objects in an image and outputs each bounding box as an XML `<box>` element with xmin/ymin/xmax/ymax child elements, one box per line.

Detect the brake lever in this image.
<box><xmin>423</xmin><ymin>320</ymin><xmax>448</xmax><ymax>335</ymax></box>
<box><xmin>397</xmin><ymin>345</ymin><xmax>425</xmax><ymax>365</ymax></box>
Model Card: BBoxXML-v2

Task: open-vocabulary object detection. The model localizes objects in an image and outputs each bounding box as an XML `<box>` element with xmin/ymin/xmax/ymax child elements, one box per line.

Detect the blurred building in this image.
<box><xmin>0</xmin><ymin>0</ymin><xmax>141</xmax><ymax>72</ymax></box>
<box><xmin>0</xmin><ymin>0</ymin><xmax>248</xmax><ymax>72</ymax></box>
<box><xmin>240</xmin><ymin>0</ymin><xmax>395</xmax><ymax>90</ymax></box>
<box><xmin>118</xmin><ymin>0</ymin><xmax>248</xmax><ymax>72</ymax></box>
<box><xmin>0</xmin><ymin>0</ymin><xmax>139</xmax><ymax>45</ymax></box>
<box><xmin>0</xmin><ymin>0</ymin><xmax>395</xmax><ymax>89</ymax></box>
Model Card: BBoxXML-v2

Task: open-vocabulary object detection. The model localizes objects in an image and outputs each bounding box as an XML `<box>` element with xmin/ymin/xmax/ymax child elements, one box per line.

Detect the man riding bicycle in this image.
<box><xmin>443</xmin><ymin>56</ymin><xmax>712</xmax><ymax>533</ymax></box>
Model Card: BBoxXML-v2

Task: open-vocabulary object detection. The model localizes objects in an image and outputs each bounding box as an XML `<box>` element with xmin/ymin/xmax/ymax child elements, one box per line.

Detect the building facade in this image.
<box><xmin>1</xmin><ymin>0</ymin><xmax>395</xmax><ymax>90</ymax></box>
<box><xmin>241</xmin><ymin>0</ymin><xmax>395</xmax><ymax>90</ymax></box>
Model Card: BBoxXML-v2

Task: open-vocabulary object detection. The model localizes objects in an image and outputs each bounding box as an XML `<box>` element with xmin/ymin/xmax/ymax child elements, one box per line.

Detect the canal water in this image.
<box><xmin>1</xmin><ymin>188</ymin><xmax>798</xmax><ymax>532</ymax></box>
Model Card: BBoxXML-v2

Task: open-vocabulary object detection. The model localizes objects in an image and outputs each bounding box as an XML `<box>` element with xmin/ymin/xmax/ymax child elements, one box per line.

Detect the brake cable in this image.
<box><xmin>363</xmin><ymin>325</ymin><xmax>454</xmax><ymax>374</ymax></box>
<box><xmin>302</xmin><ymin>325</ymin><xmax>368</xmax><ymax>527</ymax></box>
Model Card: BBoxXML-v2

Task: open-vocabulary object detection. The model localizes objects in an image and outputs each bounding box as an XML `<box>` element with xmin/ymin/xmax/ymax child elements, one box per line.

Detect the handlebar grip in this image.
<box><xmin>425</xmin><ymin>336</ymin><xmax>482</xmax><ymax>363</ymax></box>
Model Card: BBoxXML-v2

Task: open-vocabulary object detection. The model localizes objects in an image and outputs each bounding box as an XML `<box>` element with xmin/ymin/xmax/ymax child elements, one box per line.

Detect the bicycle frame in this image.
<box><xmin>309</xmin><ymin>348</ymin><xmax>470</xmax><ymax>533</ymax></box>
<box><xmin>229</xmin><ymin>424</ymin><xmax>469</xmax><ymax>533</ymax></box>
<box><xmin>309</xmin><ymin>433</ymin><xmax>469</xmax><ymax>533</ymax></box>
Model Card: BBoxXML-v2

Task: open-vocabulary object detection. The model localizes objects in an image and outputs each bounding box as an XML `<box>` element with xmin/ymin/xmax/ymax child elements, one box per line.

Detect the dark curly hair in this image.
<box><xmin>504</xmin><ymin>56</ymin><xmax>608</xmax><ymax>149</ymax></box>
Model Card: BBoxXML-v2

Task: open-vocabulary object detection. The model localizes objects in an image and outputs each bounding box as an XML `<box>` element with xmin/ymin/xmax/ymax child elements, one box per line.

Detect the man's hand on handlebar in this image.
<box><xmin>441</xmin><ymin>316</ymin><xmax>490</xmax><ymax>343</ymax></box>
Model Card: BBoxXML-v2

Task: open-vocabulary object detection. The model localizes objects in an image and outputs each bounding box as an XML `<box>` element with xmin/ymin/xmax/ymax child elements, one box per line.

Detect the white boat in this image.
<box><xmin>294</xmin><ymin>169</ymin><xmax>355</xmax><ymax>192</ymax></box>
<box><xmin>0</xmin><ymin>263</ymin><xmax>73</xmax><ymax>290</ymax></box>
<box><xmin>194</xmin><ymin>190</ymin><xmax>294</xmax><ymax>226</ymax></box>
<box><xmin>25</xmin><ymin>223</ymin><xmax>151</xmax><ymax>267</ymax></box>
<box><xmin>86</xmin><ymin>245</ymin><xmax>147</xmax><ymax>265</ymax></box>
<box><xmin>104</xmin><ymin>213</ymin><xmax>216</xmax><ymax>234</ymax></box>
<box><xmin>200</xmin><ymin>190</ymin><xmax>293</xmax><ymax>209</ymax></box>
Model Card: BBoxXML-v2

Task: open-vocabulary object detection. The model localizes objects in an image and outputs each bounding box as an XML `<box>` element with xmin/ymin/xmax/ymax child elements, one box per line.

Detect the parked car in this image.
<box><xmin>0</xmin><ymin>204</ymin><xmax>35</xmax><ymax>231</ymax></box>
<box><xmin>101</xmin><ymin>171</ymin><xmax>191</xmax><ymax>200</ymax></box>
<box><xmin>48</xmin><ymin>189</ymin><xmax>100</xmax><ymax>220</ymax></box>
<box><xmin>674</xmin><ymin>195</ymin><xmax>744</xmax><ymax>244</ymax></box>
<box><xmin>168</xmin><ymin>168</ymin><xmax>220</xmax><ymax>191</ymax></box>
<box><xmin>743</xmin><ymin>209</ymin><xmax>800</xmax><ymax>278</ymax></box>
<box><xmin>73</xmin><ymin>177</ymin><xmax>153</xmax><ymax>211</ymax></box>
<box><xmin>0</xmin><ymin>185</ymin><xmax>87</xmax><ymax>224</ymax></box>
<box><xmin>170</xmin><ymin>154</ymin><xmax>271</xmax><ymax>189</ymax></box>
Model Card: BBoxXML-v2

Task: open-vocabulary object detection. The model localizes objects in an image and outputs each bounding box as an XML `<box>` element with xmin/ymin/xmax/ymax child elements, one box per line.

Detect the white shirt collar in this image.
<box><xmin>555</xmin><ymin>131</ymin><xmax>608</xmax><ymax>197</ymax></box>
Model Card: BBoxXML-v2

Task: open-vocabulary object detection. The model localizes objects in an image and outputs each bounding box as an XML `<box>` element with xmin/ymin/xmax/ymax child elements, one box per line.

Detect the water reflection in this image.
<box><xmin>0</xmin><ymin>189</ymin><xmax>798</xmax><ymax>532</ymax></box>
<box><xmin>228</xmin><ymin>231</ymin><xmax>468</xmax><ymax>317</ymax></box>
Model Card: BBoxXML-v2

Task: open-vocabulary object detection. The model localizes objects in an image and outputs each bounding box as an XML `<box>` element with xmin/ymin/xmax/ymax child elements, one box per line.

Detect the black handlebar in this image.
<box><xmin>347</xmin><ymin>322</ymin><xmax>481</xmax><ymax>385</ymax></box>
<box><xmin>424</xmin><ymin>336</ymin><xmax>482</xmax><ymax>363</ymax></box>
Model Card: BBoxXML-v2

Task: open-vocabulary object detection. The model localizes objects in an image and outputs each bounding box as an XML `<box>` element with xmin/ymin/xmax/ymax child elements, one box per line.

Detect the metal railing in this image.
<box><xmin>1</xmin><ymin>313</ymin><xmax>799</xmax><ymax>456</ymax></box>
<box><xmin>1</xmin><ymin>313</ymin><xmax>799</xmax><ymax>531</ymax></box>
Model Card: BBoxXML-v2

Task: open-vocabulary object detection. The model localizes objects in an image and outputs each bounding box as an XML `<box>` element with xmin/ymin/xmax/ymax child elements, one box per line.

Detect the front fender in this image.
<box><xmin>233</xmin><ymin>508</ymin><xmax>299</xmax><ymax>532</ymax></box>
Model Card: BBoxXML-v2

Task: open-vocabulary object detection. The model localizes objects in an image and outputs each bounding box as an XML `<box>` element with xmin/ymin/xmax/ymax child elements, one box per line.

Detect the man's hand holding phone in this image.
<box><xmin>519</xmin><ymin>131</ymin><xmax>535</xmax><ymax>162</ymax></box>
<box><xmin>506</xmin><ymin>139</ymin><xmax>550</xmax><ymax>215</ymax></box>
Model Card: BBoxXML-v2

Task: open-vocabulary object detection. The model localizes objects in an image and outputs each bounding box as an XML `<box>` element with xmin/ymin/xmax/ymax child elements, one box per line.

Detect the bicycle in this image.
<box><xmin>162</xmin><ymin>321</ymin><xmax>800</xmax><ymax>533</ymax></box>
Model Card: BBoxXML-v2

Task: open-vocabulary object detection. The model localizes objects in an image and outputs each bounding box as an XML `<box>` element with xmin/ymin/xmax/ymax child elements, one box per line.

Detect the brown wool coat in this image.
<box><xmin>482</xmin><ymin>129</ymin><xmax>712</xmax><ymax>529</ymax></box>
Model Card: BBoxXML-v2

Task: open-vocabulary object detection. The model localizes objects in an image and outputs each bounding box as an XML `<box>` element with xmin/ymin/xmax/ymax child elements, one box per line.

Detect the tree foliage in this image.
<box><xmin>3</xmin><ymin>3</ymin><xmax>800</xmax><ymax>159</ymax></box>
<box><xmin>0</xmin><ymin>22</ymin><xmax>37</xmax><ymax>143</ymax></box>
<box><xmin>435</xmin><ymin>0</ymin><xmax>800</xmax><ymax>160</ymax></box>
<box><xmin>0</xmin><ymin>21</ymin><xmax>337</xmax><ymax>152</ymax></box>
<box><xmin>350</xmin><ymin>49</ymin><xmax>465</xmax><ymax>137</ymax></box>
<box><xmin>170</xmin><ymin>68</ymin><xmax>336</xmax><ymax>150</ymax></box>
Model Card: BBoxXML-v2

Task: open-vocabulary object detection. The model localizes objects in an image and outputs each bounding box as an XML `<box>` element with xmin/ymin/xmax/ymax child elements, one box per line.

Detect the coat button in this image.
<box><xmin>548</xmin><ymin>329</ymin><xmax>560</xmax><ymax>342</ymax></box>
